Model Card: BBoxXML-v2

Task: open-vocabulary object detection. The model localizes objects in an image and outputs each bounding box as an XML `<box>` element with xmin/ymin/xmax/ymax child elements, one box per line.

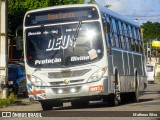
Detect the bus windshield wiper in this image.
<box><xmin>72</xmin><ymin>20</ymin><xmax>82</xmax><ymax>51</ymax></box>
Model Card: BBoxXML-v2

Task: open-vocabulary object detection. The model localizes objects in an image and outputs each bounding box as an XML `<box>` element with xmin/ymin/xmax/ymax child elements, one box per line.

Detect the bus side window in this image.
<box><xmin>106</xmin><ymin>16</ymin><xmax>112</xmax><ymax>48</ymax></box>
<box><xmin>133</xmin><ymin>27</ymin><xmax>139</xmax><ymax>52</ymax></box>
<box><xmin>127</xmin><ymin>25</ymin><xmax>134</xmax><ymax>51</ymax></box>
<box><xmin>116</xmin><ymin>21</ymin><xmax>123</xmax><ymax>48</ymax></box>
<box><xmin>102</xmin><ymin>13</ymin><xmax>107</xmax><ymax>32</ymax></box>
<box><xmin>123</xmin><ymin>23</ymin><xmax>129</xmax><ymax>50</ymax></box>
<box><xmin>137</xmin><ymin>29</ymin><xmax>143</xmax><ymax>53</ymax></box>
<box><xmin>119</xmin><ymin>22</ymin><xmax>125</xmax><ymax>49</ymax></box>
<box><xmin>108</xmin><ymin>17</ymin><xmax>115</xmax><ymax>47</ymax></box>
<box><xmin>112</xmin><ymin>18</ymin><xmax>119</xmax><ymax>48</ymax></box>
<box><xmin>102</xmin><ymin>14</ymin><xmax>111</xmax><ymax>48</ymax></box>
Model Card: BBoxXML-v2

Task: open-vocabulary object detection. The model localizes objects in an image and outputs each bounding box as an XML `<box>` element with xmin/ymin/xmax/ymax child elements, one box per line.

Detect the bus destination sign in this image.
<box><xmin>25</xmin><ymin>7</ymin><xmax>99</xmax><ymax>26</ymax></box>
<box><xmin>48</xmin><ymin>12</ymin><xmax>75</xmax><ymax>20</ymax></box>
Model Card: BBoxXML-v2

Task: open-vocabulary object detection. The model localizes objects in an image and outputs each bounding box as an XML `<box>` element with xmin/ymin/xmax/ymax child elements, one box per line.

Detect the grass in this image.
<box><xmin>156</xmin><ymin>77</ymin><xmax>160</xmax><ymax>80</ymax></box>
<box><xmin>0</xmin><ymin>92</ymin><xmax>23</xmax><ymax>108</ymax></box>
<box><xmin>156</xmin><ymin>72</ymin><xmax>160</xmax><ymax>81</ymax></box>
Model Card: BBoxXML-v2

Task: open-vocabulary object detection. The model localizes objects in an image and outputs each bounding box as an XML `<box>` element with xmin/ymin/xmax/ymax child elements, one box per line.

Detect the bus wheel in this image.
<box><xmin>120</xmin><ymin>93</ymin><xmax>129</xmax><ymax>104</ymax></box>
<box><xmin>107</xmin><ymin>72</ymin><xmax>120</xmax><ymax>106</ymax></box>
<box><xmin>40</xmin><ymin>101</ymin><xmax>53</xmax><ymax>111</ymax></box>
<box><xmin>71</xmin><ymin>100</ymin><xmax>89</xmax><ymax>108</ymax></box>
<box><xmin>129</xmin><ymin>75</ymin><xmax>139</xmax><ymax>103</ymax></box>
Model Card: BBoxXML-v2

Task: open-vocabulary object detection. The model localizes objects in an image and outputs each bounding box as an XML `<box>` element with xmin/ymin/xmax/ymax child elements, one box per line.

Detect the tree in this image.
<box><xmin>8</xmin><ymin>0</ymin><xmax>84</xmax><ymax>61</ymax></box>
<box><xmin>87</xmin><ymin>0</ymin><xmax>111</xmax><ymax>8</ymax></box>
<box><xmin>87</xmin><ymin>0</ymin><xmax>96</xmax><ymax>4</ymax></box>
<box><xmin>141</xmin><ymin>21</ymin><xmax>160</xmax><ymax>42</ymax></box>
<box><xmin>141</xmin><ymin>21</ymin><xmax>160</xmax><ymax>57</ymax></box>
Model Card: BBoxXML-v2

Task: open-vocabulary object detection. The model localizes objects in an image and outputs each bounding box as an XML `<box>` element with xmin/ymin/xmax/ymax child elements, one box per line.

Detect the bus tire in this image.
<box><xmin>129</xmin><ymin>74</ymin><xmax>139</xmax><ymax>103</ymax></box>
<box><xmin>71</xmin><ymin>100</ymin><xmax>89</xmax><ymax>108</ymax></box>
<box><xmin>120</xmin><ymin>93</ymin><xmax>129</xmax><ymax>104</ymax></box>
<box><xmin>40</xmin><ymin>101</ymin><xmax>53</xmax><ymax>111</ymax></box>
<box><xmin>107</xmin><ymin>94</ymin><xmax>119</xmax><ymax>106</ymax></box>
<box><xmin>107</xmin><ymin>71</ymin><xmax>120</xmax><ymax>106</ymax></box>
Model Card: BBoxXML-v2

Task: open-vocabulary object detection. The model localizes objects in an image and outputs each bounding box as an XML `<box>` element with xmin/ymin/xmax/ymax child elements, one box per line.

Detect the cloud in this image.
<box><xmin>95</xmin><ymin>0</ymin><xmax>160</xmax><ymax>24</ymax></box>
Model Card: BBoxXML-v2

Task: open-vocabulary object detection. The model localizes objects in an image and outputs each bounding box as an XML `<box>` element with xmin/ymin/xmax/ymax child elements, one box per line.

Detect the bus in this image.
<box><xmin>23</xmin><ymin>4</ymin><xmax>147</xmax><ymax>110</ymax></box>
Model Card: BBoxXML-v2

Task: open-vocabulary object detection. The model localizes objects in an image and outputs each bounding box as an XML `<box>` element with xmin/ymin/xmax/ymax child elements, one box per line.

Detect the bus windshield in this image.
<box><xmin>146</xmin><ymin>65</ymin><xmax>154</xmax><ymax>72</ymax></box>
<box><xmin>25</xmin><ymin>22</ymin><xmax>103</xmax><ymax>68</ymax></box>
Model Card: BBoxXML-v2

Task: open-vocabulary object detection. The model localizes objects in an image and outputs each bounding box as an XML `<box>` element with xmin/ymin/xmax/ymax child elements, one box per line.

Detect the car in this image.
<box><xmin>146</xmin><ymin>64</ymin><xmax>155</xmax><ymax>84</ymax></box>
<box><xmin>8</xmin><ymin>64</ymin><xmax>27</xmax><ymax>96</ymax></box>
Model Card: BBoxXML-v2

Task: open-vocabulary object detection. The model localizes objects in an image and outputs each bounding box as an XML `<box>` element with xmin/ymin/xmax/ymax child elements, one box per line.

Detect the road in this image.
<box><xmin>0</xmin><ymin>80</ymin><xmax>160</xmax><ymax>119</ymax></box>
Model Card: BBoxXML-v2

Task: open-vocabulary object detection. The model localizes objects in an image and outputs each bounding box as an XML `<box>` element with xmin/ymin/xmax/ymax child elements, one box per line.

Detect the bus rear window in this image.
<box><xmin>25</xmin><ymin>6</ymin><xmax>99</xmax><ymax>26</ymax></box>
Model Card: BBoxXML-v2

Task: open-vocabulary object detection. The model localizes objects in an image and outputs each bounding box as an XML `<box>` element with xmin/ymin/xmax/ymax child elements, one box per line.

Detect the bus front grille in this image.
<box><xmin>48</xmin><ymin>69</ymin><xmax>91</xmax><ymax>78</ymax></box>
<box><xmin>50</xmin><ymin>79</ymin><xmax>84</xmax><ymax>86</ymax></box>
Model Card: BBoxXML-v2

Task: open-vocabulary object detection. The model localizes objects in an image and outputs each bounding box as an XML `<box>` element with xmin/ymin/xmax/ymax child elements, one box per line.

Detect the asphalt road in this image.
<box><xmin>0</xmin><ymin>80</ymin><xmax>160</xmax><ymax>120</ymax></box>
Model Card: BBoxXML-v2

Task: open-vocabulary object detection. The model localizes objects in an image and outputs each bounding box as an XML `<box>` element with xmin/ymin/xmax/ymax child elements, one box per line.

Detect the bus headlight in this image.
<box><xmin>27</xmin><ymin>74</ymin><xmax>46</xmax><ymax>86</ymax></box>
<box><xmin>87</xmin><ymin>68</ymin><xmax>107</xmax><ymax>83</ymax></box>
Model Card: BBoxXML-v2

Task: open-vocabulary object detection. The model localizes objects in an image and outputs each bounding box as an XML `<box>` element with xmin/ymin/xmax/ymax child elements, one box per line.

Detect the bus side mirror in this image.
<box><xmin>16</xmin><ymin>35</ymin><xmax>22</xmax><ymax>50</ymax></box>
<box><xmin>16</xmin><ymin>26</ymin><xmax>23</xmax><ymax>50</ymax></box>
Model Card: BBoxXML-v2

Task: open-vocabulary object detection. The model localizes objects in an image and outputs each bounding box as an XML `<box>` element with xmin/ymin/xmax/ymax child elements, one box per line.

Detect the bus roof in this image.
<box><xmin>25</xmin><ymin>4</ymin><xmax>140</xmax><ymax>27</ymax></box>
<box><xmin>98</xmin><ymin>5</ymin><xmax>140</xmax><ymax>27</ymax></box>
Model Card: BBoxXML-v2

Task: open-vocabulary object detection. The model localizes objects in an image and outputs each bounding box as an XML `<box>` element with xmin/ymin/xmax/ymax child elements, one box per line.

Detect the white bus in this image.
<box><xmin>23</xmin><ymin>4</ymin><xmax>147</xmax><ymax>110</ymax></box>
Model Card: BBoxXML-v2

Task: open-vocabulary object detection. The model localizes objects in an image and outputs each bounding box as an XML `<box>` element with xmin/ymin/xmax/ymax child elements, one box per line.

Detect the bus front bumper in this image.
<box><xmin>27</xmin><ymin>78</ymin><xmax>109</xmax><ymax>101</ymax></box>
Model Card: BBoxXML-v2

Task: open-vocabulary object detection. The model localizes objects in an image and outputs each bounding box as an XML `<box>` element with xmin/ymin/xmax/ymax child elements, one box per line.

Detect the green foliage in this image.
<box><xmin>87</xmin><ymin>0</ymin><xmax>96</xmax><ymax>4</ymax></box>
<box><xmin>87</xmin><ymin>0</ymin><xmax>111</xmax><ymax>8</ymax></box>
<box><xmin>141</xmin><ymin>21</ymin><xmax>160</xmax><ymax>42</ymax></box>
<box><xmin>0</xmin><ymin>92</ymin><xmax>22</xmax><ymax>107</ymax></box>
<box><xmin>156</xmin><ymin>72</ymin><xmax>160</xmax><ymax>79</ymax></box>
<box><xmin>141</xmin><ymin>21</ymin><xmax>160</xmax><ymax>58</ymax></box>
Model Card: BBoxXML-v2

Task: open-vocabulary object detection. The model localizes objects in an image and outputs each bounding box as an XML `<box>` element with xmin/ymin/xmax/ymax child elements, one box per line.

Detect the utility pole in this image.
<box><xmin>146</xmin><ymin>42</ymin><xmax>148</xmax><ymax>63</ymax></box>
<box><xmin>149</xmin><ymin>40</ymin><xmax>152</xmax><ymax>64</ymax></box>
<box><xmin>0</xmin><ymin>0</ymin><xmax>8</xmax><ymax>99</ymax></box>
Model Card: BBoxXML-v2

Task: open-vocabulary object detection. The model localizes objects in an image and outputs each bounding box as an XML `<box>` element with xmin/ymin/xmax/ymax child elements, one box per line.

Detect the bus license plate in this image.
<box><xmin>89</xmin><ymin>86</ymin><xmax>103</xmax><ymax>92</ymax></box>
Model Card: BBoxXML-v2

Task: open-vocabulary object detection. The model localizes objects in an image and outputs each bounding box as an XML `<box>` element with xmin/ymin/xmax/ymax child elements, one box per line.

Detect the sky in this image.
<box><xmin>93</xmin><ymin>0</ymin><xmax>160</xmax><ymax>25</ymax></box>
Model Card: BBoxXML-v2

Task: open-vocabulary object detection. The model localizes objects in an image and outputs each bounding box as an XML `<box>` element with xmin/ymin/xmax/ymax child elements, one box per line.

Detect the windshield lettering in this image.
<box><xmin>28</xmin><ymin>31</ymin><xmax>41</xmax><ymax>36</ymax></box>
<box><xmin>46</xmin><ymin>35</ymin><xmax>75</xmax><ymax>51</ymax></box>
<box><xmin>71</xmin><ymin>56</ymin><xmax>90</xmax><ymax>61</ymax></box>
<box><xmin>35</xmin><ymin>58</ymin><xmax>61</xmax><ymax>65</ymax></box>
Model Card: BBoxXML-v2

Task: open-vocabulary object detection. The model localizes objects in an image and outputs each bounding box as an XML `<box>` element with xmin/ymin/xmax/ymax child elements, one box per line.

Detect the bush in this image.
<box><xmin>0</xmin><ymin>92</ymin><xmax>22</xmax><ymax>107</ymax></box>
<box><xmin>156</xmin><ymin>72</ymin><xmax>160</xmax><ymax>80</ymax></box>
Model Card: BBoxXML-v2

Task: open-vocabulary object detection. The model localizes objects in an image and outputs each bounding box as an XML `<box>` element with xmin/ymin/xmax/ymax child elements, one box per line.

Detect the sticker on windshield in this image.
<box><xmin>97</xmin><ymin>49</ymin><xmax>101</xmax><ymax>53</ymax></box>
<box><xmin>88</xmin><ymin>49</ymin><xmax>97</xmax><ymax>60</ymax></box>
